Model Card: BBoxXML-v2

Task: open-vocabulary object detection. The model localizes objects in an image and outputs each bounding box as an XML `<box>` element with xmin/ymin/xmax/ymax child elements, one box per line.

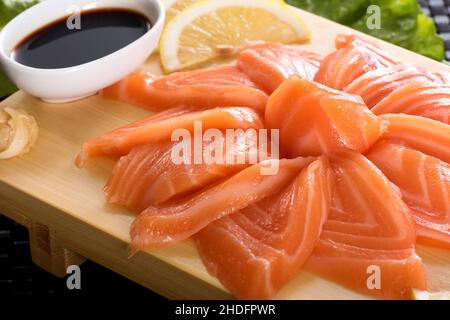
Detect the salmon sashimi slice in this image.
<box><xmin>344</xmin><ymin>64</ymin><xmax>436</xmax><ymax>109</ymax></box>
<box><xmin>367</xmin><ymin>141</ymin><xmax>450</xmax><ymax>249</ymax></box>
<box><xmin>372</xmin><ymin>82</ymin><xmax>450</xmax><ymax>124</ymax></box>
<box><xmin>265</xmin><ymin>76</ymin><xmax>385</xmax><ymax>157</ymax></box>
<box><xmin>379</xmin><ymin>114</ymin><xmax>450</xmax><ymax>163</ymax></box>
<box><xmin>100</xmin><ymin>66</ymin><xmax>269</xmax><ymax>112</ymax></box>
<box><xmin>130</xmin><ymin>157</ymin><xmax>313</xmax><ymax>252</ymax></box>
<box><xmin>195</xmin><ymin>157</ymin><xmax>332</xmax><ymax>299</ymax></box>
<box><xmin>76</xmin><ymin>107</ymin><xmax>264</xmax><ymax>167</ymax></box>
<box><xmin>432</xmin><ymin>71</ymin><xmax>450</xmax><ymax>85</ymax></box>
<box><xmin>306</xmin><ymin>242</ymin><xmax>426</xmax><ymax>299</ymax></box>
<box><xmin>104</xmin><ymin>129</ymin><xmax>269</xmax><ymax>210</ymax></box>
<box><xmin>237</xmin><ymin>42</ymin><xmax>321</xmax><ymax>94</ymax></box>
<box><xmin>314</xmin><ymin>34</ymin><xmax>398</xmax><ymax>90</ymax></box>
<box><xmin>304</xmin><ymin>151</ymin><xmax>426</xmax><ymax>299</ymax></box>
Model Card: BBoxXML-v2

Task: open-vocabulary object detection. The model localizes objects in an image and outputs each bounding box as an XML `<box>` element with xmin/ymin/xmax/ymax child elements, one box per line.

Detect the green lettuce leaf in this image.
<box><xmin>286</xmin><ymin>0</ymin><xmax>370</xmax><ymax>25</ymax></box>
<box><xmin>408</xmin><ymin>13</ymin><xmax>445</xmax><ymax>61</ymax></box>
<box><xmin>0</xmin><ymin>0</ymin><xmax>39</xmax><ymax>98</ymax></box>
<box><xmin>287</xmin><ymin>0</ymin><xmax>445</xmax><ymax>61</ymax></box>
<box><xmin>353</xmin><ymin>0</ymin><xmax>444</xmax><ymax>61</ymax></box>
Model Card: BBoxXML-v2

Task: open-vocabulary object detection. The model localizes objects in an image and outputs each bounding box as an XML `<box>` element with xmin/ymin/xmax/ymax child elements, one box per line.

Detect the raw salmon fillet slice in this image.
<box><xmin>105</xmin><ymin>129</ymin><xmax>270</xmax><ymax>210</ymax></box>
<box><xmin>304</xmin><ymin>151</ymin><xmax>426</xmax><ymax>299</ymax></box>
<box><xmin>100</xmin><ymin>66</ymin><xmax>268</xmax><ymax>112</ymax></box>
<box><xmin>265</xmin><ymin>76</ymin><xmax>385</xmax><ymax>157</ymax></box>
<box><xmin>195</xmin><ymin>157</ymin><xmax>332</xmax><ymax>299</ymax></box>
<box><xmin>315</xmin><ymin>34</ymin><xmax>398</xmax><ymax>90</ymax></box>
<box><xmin>237</xmin><ymin>42</ymin><xmax>321</xmax><ymax>94</ymax></box>
<box><xmin>368</xmin><ymin>141</ymin><xmax>450</xmax><ymax>249</ymax></box>
<box><xmin>344</xmin><ymin>64</ymin><xmax>436</xmax><ymax>109</ymax></box>
<box><xmin>372</xmin><ymin>82</ymin><xmax>450</xmax><ymax>124</ymax></box>
<box><xmin>379</xmin><ymin>114</ymin><xmax>450</xmax><ymax>163</ymax></box>
<box><xmin>130</xmin><ymin>157</ymin><xmax>313</xmax><ymax>252</ymax></box>
<box><xmin>75</xmin><ymin>107</ymin><xmax>264</xmax><ymax>167</ymax></box>
<box><xmin>432</xmin><ymin>71</ymin><xmax>450</xmax><ymax>84</ymax></box>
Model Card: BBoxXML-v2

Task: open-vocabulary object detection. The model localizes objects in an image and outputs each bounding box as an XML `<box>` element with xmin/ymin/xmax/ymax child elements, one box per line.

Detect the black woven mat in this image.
<box><xmin>0</xmin><ymin>215</ymin><xmax>166</xmax><ymax>297</ymax></box>
<box><xmin>421</xmin><ymin>0</ymin><xmax>450</xmax><ymax>59</ymax></box>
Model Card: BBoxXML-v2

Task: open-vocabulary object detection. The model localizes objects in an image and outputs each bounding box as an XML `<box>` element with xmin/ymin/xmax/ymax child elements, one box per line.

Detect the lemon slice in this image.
<box><xmin>163</xmin><ymin>0</ymin><xmax>200</xmax><ymax>26</ymax></box>
<box><xmin>160</xmin><ymin>0</ymin><xmax>310</xmax><ymax>72</ymax></box>
<box><xmin>157</xmin><ymin>0</ymin><xmax>200</xmax><ymax>53</ymax></box>
<box><xmin>412</xmin><ymin>289</ymin><xmax>450</xmax><ymax>300</ymax></box>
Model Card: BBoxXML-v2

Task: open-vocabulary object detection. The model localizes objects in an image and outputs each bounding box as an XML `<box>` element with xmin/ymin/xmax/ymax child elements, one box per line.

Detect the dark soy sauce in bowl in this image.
<box><xmin>11</xmin><ymin>8</ymin><xmax>151</xmax><ymax>69</ymax></box>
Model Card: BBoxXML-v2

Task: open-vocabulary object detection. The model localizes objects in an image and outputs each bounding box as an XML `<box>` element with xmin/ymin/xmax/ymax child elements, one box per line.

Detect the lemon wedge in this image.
<box><xmin>159</xmin><ymin>0</ymin><xmax>310</xmax><ymax>72</ymax></box>
<box><xmin>163</xmin><ymin>0</ymin><xmax>200</xmax><ymax>26</ymax></box>
<box><xmin>411</xmin><ymin>289</ymin><xmax>450</xmax><ymax>300</ymax></box>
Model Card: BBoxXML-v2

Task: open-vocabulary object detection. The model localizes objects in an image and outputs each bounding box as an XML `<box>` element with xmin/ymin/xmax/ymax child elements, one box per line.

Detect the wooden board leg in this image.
<box><xmin>29</xmin><ymin>221</ymin><xmax>86</xmax><ymax>278</ymax></box>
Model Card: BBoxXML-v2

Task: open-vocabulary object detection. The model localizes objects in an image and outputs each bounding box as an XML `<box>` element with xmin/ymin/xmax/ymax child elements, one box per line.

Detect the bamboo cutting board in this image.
<box><xmin>1</xmin><ymin>8</ymin><xmax>450</xmax><ymax>299</ymax></box>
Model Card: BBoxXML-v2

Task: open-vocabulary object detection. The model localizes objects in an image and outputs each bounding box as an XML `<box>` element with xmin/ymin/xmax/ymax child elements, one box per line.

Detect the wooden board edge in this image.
<box><xmin>0</xmin><ymin>180</ymin><xmax>231</xmax><ymax>299</ymax></box>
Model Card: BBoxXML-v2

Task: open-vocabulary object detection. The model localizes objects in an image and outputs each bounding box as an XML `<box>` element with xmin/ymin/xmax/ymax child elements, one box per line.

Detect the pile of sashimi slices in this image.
<box><xmin>76</xmin><ymin>35</ymin><xmax>450</xmax><ymax>300</ymax></box>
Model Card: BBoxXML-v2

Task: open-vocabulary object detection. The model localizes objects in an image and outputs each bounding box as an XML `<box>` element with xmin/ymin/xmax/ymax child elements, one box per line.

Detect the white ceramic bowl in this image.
<box><xmin>0</xmin><ymin>0</ymin><xmax>164</xmax><ymax>103</ymax></box>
